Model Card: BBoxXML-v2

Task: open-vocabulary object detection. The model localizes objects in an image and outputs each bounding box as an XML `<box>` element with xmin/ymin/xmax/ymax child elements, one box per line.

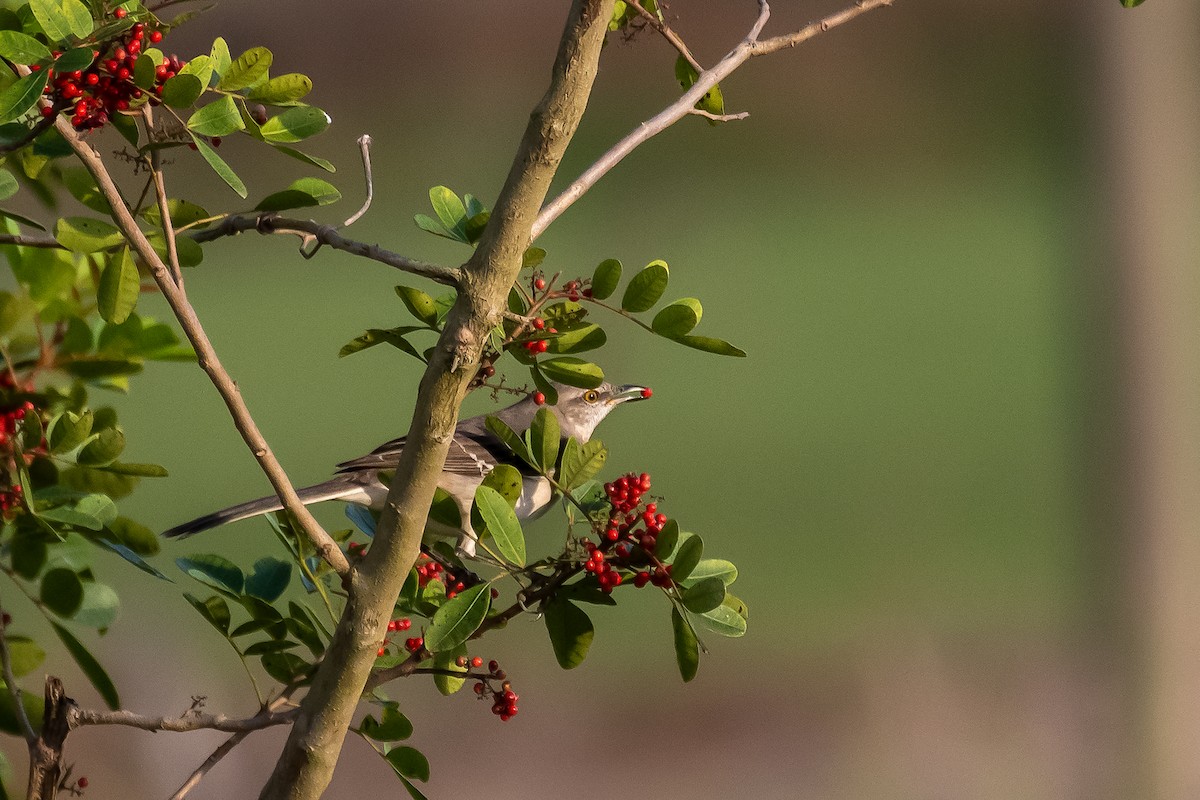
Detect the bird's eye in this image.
<box><xmin>583</xmin><ymin>390</ymin><xmax>599</xmax><ymax>403</ymax></box>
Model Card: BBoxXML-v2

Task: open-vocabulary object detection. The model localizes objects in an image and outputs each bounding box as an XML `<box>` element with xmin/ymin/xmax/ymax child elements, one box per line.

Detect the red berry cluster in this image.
<box><xmin>403</xmin><ymin>635</ymin><xmax>424</xmax><ymax>653</ymax></box>
<box><xmin>374</xmin><ymin>617</ymin><xmax>418</xmax><ymax>657</ymax></box>
<box><xmin>578</xmin><ymin>472</ymin><xmax>677</xmax><ymax>593</ymax></box>
<box><xmin>530</xmin><ymin>273</ymin><xmax>594</xmax><ymax>303</ymax></box>
<box><xmin>470</xmin><ymin>659</ymin><xmax>518</xmax><ymax>721</ymax></box>
<box><xmin>0</xmin><ymin>396</ymin><xmax>38</xmax><ymax>518</ymax></box>
<box><xmin>36</xmin><ymin>13</ymin><xmax>173</xmax><ymax>132</ymax></box>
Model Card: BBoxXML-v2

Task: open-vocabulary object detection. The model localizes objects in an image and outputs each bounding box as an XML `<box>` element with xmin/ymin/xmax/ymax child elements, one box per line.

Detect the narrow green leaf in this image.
<box><xmin>591</xmin><ymin>258</ymin><xmax>621</xmax><ymax>300</ymax></box>
<box><xmin>54</xmin><ymin>47</ymin><xmax>94</xmax><ymax>72</ymax></box>
<box><xmin>187</xmin><ymin>95</ymin><xmax>245</xmax><ymax>136</ymax></box>
<box><xmin>209</xmin><ymin>36</ymin><xmax>231</xmax><ymax>78</ymax></box>
<box><xmin>98</xmin><ymin>462</ymin><xmax>168</xmax><ymax>478</ymax></box>
<box><xmin>651</xmin><ymin>298</ymin><xmax>703</xmax><ymax>338</ymax></box>
<box><xmin>271</xmin><ymin>144</ymin><xmax>336</xmax><ymax>173</ymax></box>
<box><xmin>653</xmin><ymin>518</ymin><xmax>679</xmax><ymax>559</ymax></box>
<box><xmin>671</xmin><ymin>607</ymin><xmax>699</xmax><ymax>682</ymax></box>
<box><xmin>247</xmin><ymin>73</ymin><xmax>312</xmax><ymax>104</ymax></box>
<box><xmin>176</xmin><ymin>554</ymin><xmax>244</xmax><ymax>596</ymax></box>
<box><xmin>54</xmin><ymin>216</ymin><xmax>124</xmax><ymax>252</ymax></box>
<box><xmin>424</xmin><ymin>583</ymin><xmax>490</xmax><ymax>652</ymax></box>
<box><xmin>254</xmin><ymin>177</ymin><xmax>340</xmax><ymax>212</ymax></box>
<box><xmin>0</xmin><ymin>30</ymin><xmax>51</xmax><ymax>63</ymax></box>
<box><xmin>670</xmin><ymin>534</ymin><xmax>704</xmax><ymax>583</ymax></box>
<box><xmin>160</xmin><ymin>73</ymin><xmax>204</xmax><ymax>108</ymax></box>
<box><xmin>472</xmin><ymin>486</ymin><xmax>525</xmax><ymax>566</ymax></box>
<box><xmin>51</xmin><ymin>621</ymin><xmax>119</xmax><ymax>708</ymax></box>
<box><xmin>538</xmin><ymin>357</ymin><xmax>604</xmax><ymax>389</ymax></box>
<box><xmin>428</xmin><ymin>186</ymin><xmax>468</xmax><ymax>241</ymax></box>
<box><xmin>559</xmin><ymin>438</ymin><xmax>606</xmax><ymax>492</ymax></box>
<box><xmin>530</xmin><ymin>406</ymin><xmax>560</xmax><ymax>474</ymax></box>
<box><xmin>97</xmin><ymin>247</ymin><xmax>139</xmax><ymax>324</ymax></box>
<box><xmin>217</xmin><ymin>46</ymin><xmax>272</xmax><ymax>91</ymax></box>
<box><xmin>337</xmin><ymin>327</ymin><xmax>425</xmax><ymax>361</ymax></box>
<box><xmin>190</xmin><ymin>133</ymin><xmax>247</xmax><ymax>198</ymax></box>
<box><xmin>40</xmin><ymin>567</ymin><xmax>84</xmax><ymax>617</ymax></box>
<box><xmin>621</xmin><ymin>260</ymin><xmax>669</xmax><ymax>312</ymax></box>
<box><xmin>544</xmin><ymin>597</ymin><xmax>594</xmax><ymax>669</ymax></box>
<box><xmin>484</xmin><ymin>416</ymin><xmax>535</xmax><ymax>466</ymax></box>
<box><xmin>104</xmin><ymin>515</ymin><xmax>160</xmax><ymax>555</ymax></box>
<box><xmin>681</xmin><ymin>576</ymin><xmax>726</xmax><ymax>614</ymax></box>
<box><xmin>184</xmin><ymin>593</ymin><xmax>231</xmax><ymax>634</ymax></box>
<box><xmin>395</xmin><ymin>285</ymin><xmax>438</xmax><ymax>326</ymax></box>
<box><xmin>0</xmin><ymin>69</ymin><xmax>47</xmax><ymax>122</ymax></box>
<box><xmin>29</xmin><ymin>0</ymin><xmax>92</xmax><ymax>43</ymax></box>
<box><xmin>260</xmin><ymin>106</ymin><xmax>330</xmax><ymax>143</ymax></box>
<box><xmin>671</xmin><ymin>335</ymin><xmax>747</xmax><ymax>357</ymax></box>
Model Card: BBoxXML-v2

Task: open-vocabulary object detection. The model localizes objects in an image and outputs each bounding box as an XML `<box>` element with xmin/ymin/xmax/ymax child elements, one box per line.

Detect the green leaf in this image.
<box><xmin>671</xmin><ymin>607</ymin><xmax>699</xmax><ymax>682</ymax></box>
<box><xmin>559</xmin><ymin>438</ymin><xmax>606</xmax><ymax>492</ymax></box>
<box><xmin>0</xmin><ymin>30</ymin><xmax>51</xmax><ymax>63</ymax></box>
<box><xmin>141</xmin><ymin>198</ymin><xmax>210</xmax><ymax>229</ymax></box>
<box><xmin>654</xmin><ymin>518</ymin><xmax>679</xmax><ymax>559</ymax></box>
<box><xmin>386</xmin><ymin>746</ymin><xmax>431</xmax><ymax>783</ymax></box>
<box><xmin>74</xmin><ymin>581</ymin><xmax>119</xmax><ymax>629</ymax></box>
<box><xmin>394</xmin><ymin>285</ymin><xmax>438</xmax><ymax>326</ymax></box>
<box><xmin>337</xmin><ymin>327</ymin><xmax>425</xmax><ymax>362</ymax></box>
<box><xmin>413</xmin><ymin>213</ymin><xmax>455</xmax><ymax>241</ymax></box>
<box><xmin>176</xmin><ymin>554</ymin><xmax>244</xmax><ymax>597</ymax></box>
<box><xmin>61</xmin><ymin>167</ymin><xmax>110</xmax><ymax>213</ymax></box>
<box><xmin>99</xmin><ymin>462</ymin><xmax>168</xmax><ymax>478</ymax></box>
<box><xmin>424</xmin><ymin>583</ymin><xmax>490</xmax><ymax>652</ymax></box>
<box><xmin>179</xmin><ymin>55</ymin><xmax>214</xmax><ymax>91</ymax></box>
<box><xmin>545</xmin><ymin>323</ymin><xmax>606</xmax><ymax>355</ymax></box>
<box><xmin>538</xmin><ymin>357</ymin><xmax>604</xmax><ymax>389</ymax></box>
<box><xmin>621</xmin><ymin>259</ymin><xmax>669</xmax><ymax>312</ymax></box>
<box><xmin>76</xmin><ymin>427</ymin><xmax>125</xmax><ymax>466</ymax></box>
<box><xmin>0</xmin><ymin>679</ymin><xmax>44</xmax><ymax>734</ymax></box>
<box><xmin>51</xmin><ymin>621</ymin><xmax>118</xmax><ymax>708</ymax></box>
<box><xmin>245</xmin><ymin>557</ymin><xmax>291</xmax><ymax>602</ymax></box>
<box><xmin>48</xmin><ymin>409</ymin><xmax>93</xmax><ymax>453</ymax></box>
<box><xmin>132</xmin><ymin>50</ymin><xmax>158</xmax><ymax>90</ymax></box>
<box><xmin>651</xmin><ymin>298</ymin><xmax>703</xmax><ymax>338</ymax></box>
<box><xmin>4</xmin><ymin>636</ymin><xmax>44</xmax><ymax>677</ymax></box>
<box><xmin>591</xmin><ymin>258</ymin><xmax>621</xmax><ymax>300</ymax></box>
<box><xmin>271</xmin><ymin>144</ymin><xmax>336</xmax><ymax>173</ymax></box>
<box><xmin>483</xmin><ymin>416</ymin><xmax>535</xmax><ymax>466</ymax></box>
<box><xmin>104</xmin><ymin>515</ymin><xmax>160</xmax><ymax>555</ymax></box>
<box><xmin>29</xmin><ymin>0</ymin><xmax>92</xmax><ymax>43</ymax></box>
<box><xmin>472</xmin><ymin>486</ymin><xmax>525</xmax><ymax>566</ymax></box>
<box><xmin>160</xmin><ymin>73</ymin><xmax>203</xmax><ymax>108</ymax></box>
<box><xmin>217</xmin><ymin>46</ymin><xmax>272</xmax><ymax>91</ymax></box>
<box><xmin>254</xmin><ymin>177</ymin><xmax>340</xmax><ymax>212</ymax></box>
<box><xmin>672</xmin><ymin>335</ymin><xmax>746</xmax><ymax>357</ymax></box>
<box><xmin>530</xmin><ymin>406</ymin><xmax>560</xmax><ymax>474</ymax></box>
<box><xmin>190</xmin><ymin>133</ymin><xmax>247</xmax><ymax>198</ymax></box>
<box><xmin>183</xmin><ymin>593</ymin><xmax>231</xmax><ymax>635</ymax></box>
<box><xmin>698</xmin><ymin>593</ymin><xmax>748</xmax><ymax>638</ymax></box>
<box><xmin>40</xmin><ymin>567</ymin><xmax>83</xmax><ymax>617</ymax></box>
<box><xmin>243</xmin><ymin>640</ymin><xmax>298</xmax><ymax>656</ymax></box>
<box><xmin>259</xmin><ymin>106</ymin><xmax>330</xmax><ymax>143</ymax></box>
<box><xmin>670</xmin><ymin>534</ymin><xmax>703</xmax><ymax>582</ymax></box>
<box><xmin>247</xmin><ymin>73</ymin><xmax>312</xmax><ymax>104</ymax></box>
<box><xmin>260</xmin><ymin>651</ymin><xmax>313</xmax><ymax>685</ymax></box>
<box><xmin>360</xmin><ymin>703</ymin><xmax>414</xmax><ymax>740</ymax></box>
<box><xmin>1120</xmin><ymin>0</ymin><xmax>1146</xmax><ymax>7</ymax></box>
<box><xmin>432</xmin><ymin>644</ymin><xmax>468</xmax><ymax>696</ymax></box>
<box><xmin>544</xmin><ymin>597</ymin><xmax>594</xmax><ymax>669</ymax></box>
<box><xmin>480</xmin><ymin>464</ymin><xmax>522</xmax><ymax>506</ymax></box>
<box><xmin>54</xmin><ymin>47</ymin><xmax>94</xmax><ymax>72</ymax></box>
<box><xmin>681</xmin><ymin>558</ymin><xmax>737</xmax><ymax>587</ymax></box>
<box><xmin>11</xmin><ymin>529</ymin><xmax>46</xmax><ymax>579</ymax></box>
<box><xmin>676</xmin><ymin>54</ymin><xmax>725</xmax><ymax>119</ymax></box>
<box><xmin>428</xmin><ymin>186</ymin><xmax>468</xmax><ymax>242</ymax></box>
<box><xmin>187</xmin><ymin>95</ymin><xmax>245</xmax><ymax>137</ymax></box>
<box><xmin>40</xmin><ymin>493</ymin><xmax>117</xmax><ymax>530</ymax></box>
<box><xmin>522</xmin><ymin>246</ymin><xmax>545</xmax><ymax>268</ymax></box>
<box><xmin>55</xmin><ymin>216</ymin><xmax>123</xmax><ymax>252</ymax></box>
<box><xmin>0</xmin><ymin>68</ymin><xmax>47</xmax><ymax>122</ymax></box>
<box><xmin>681</xmin><ymin>576</ymin><xmax>725</xmax><ymax>614</ymax></box>
<box><xmin>97</xmin><ymin>247</ymin><xmax>139</xmax><ymax>325</ymax></box>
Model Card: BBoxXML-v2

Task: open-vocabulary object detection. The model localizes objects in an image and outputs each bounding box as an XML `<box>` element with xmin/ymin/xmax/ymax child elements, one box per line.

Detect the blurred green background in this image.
<box><xmin>6</xmin><ymin>1</ymin><xmax>1198</xmax><ymax>798</ymax></box>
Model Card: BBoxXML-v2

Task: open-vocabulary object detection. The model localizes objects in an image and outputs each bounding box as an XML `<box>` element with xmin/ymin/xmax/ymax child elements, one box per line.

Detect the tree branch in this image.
<box><xmin>26</xmin><ymin>677</ymin><xmax>71</xmax><ymax>800</ymax></box>
<box><xmin>71</xmin><ymin>705</ymin><xmax>297</xmax><ymax>733</ymax></box>
<box><xmin>0</xmin><ymin>606</ymin><xmax>36</xmax><ymax>744</ymax></box>
<box><xmin>191</xmin><ymin>214</ymin><xmax>460</xmax><ymax>286</ymax></box>
<box><xmin>626</xmin><ymin>0</ymin><xmax>703</xmax><ymax>74</ymax></box>
<box><xmin>257</xmin><ymin>3</ymin><xmax>617</xmax><ymax>798</ymax></box>
<box><xmin>51</xmin><ymin>114</ymin><xmax>350</xmax><ymax>577</ymax></box>
<box><xmin>532</xmin><ymin>0</ymin><xmax>894</xmax><ymax>238</ymax></box>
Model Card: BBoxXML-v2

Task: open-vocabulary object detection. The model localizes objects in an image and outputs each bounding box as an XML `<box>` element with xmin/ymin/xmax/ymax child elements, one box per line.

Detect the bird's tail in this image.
<box><xmin>162</xmin><ymin>478</ymin><xmax>364</xmax><ymax>538</ymax></box>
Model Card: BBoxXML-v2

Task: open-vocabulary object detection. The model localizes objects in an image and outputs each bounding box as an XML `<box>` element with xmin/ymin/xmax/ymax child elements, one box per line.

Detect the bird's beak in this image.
<box><xmin>611</xmin><ymin>384</ymin><xmax>652</xmax><ymax>403</ymax></box>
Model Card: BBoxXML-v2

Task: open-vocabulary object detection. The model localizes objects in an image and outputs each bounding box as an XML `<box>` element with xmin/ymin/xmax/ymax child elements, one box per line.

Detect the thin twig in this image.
<box><xmin>145</xmin><ymin>106</ymin><xmax>184</xmax><ymax>288</ymax></box>
<box><xmin>342</xmin><ymin>134</ymin><xmax>374</xmax><ymax>228</ymax></box>
<box><xmin>0</xmin><ymin>604</ymin><xmax>36</xmax><ymax>743</ymax></box>
<box><xmin>52</xmin><ymin>117</ymin><xmax>351</xmax><ymax>577</ymax></box>
<box><xmin>626</xmin><ymin>0</ymin><xmax>703</xmax><ymax>74</ymax></box>
<box><xmin>191</xmin><ymin>214</ymin><xmax>461</xmax><ymax>286</ymax></box>
<box><xmin>688</xmin><ymin>108</ymin><xmax>750</xmax><ymax>122</ymax></box>
<box><xmin>533</xmin><ymin>0</ymin><xmax>894</xmax><ymax>238</ymax></box>
<box><xmin>0</xmin><ymin>233</ymin><xmax>59</xmax><ymax>248</ymax></box>
<box><xmin>71</xmin><ymin>705</ymin><xmax>297</xmax><ymax>733</ymax></box>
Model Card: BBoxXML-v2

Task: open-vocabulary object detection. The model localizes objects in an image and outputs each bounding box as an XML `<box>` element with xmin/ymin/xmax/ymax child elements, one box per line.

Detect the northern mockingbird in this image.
<box><xmin>162</xmin><ymin>382</ymin><xmax>650</xmax><ymax>556</ymax></box>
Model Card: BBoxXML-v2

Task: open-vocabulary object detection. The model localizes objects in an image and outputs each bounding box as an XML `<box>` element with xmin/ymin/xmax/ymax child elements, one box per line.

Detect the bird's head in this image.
<box><xmin>548</xmin><ymin>382</ymin><xmax>651</xmax><ymax>442</ymax></box>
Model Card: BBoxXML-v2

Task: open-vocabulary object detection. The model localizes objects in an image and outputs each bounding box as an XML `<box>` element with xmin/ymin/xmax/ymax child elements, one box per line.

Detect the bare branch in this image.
<box><xmin>168</xmin><ymin>730</ymin><xmax>251</xmax><ymax>800</ymax></box>
<box><xmin>71</xmin><ymin>705</ymin><xmax>297</xmax><ymax>733</ymax></box>
<box><xmin>192</xmin><ymin>214</ymin><xmax>461</xmax><ymax>286</ymax></box>
<box><xmin>51</xmin><ymin>115</ymin><xmax>351</xmax><ymax>577</ymax></box>
<box><xmin>145</xmin><ymin>106</ymin><xmax>184</xmax><ymax>288</ymax></box>
<box><xmin>533</xmin><ymin>0</ymin><xmax>893</xmax><ymax>238</ymax></box>
<box><xmin>342</xmin><ymin>134</ymin><xmax>374</xmax><ymax>228</ymax></box>
<box><xmin>26</xmin><ymin>677</ymin><xmax>71</xmax><ymax>800</ymax></box>
<box><xmin>626</xmin><ymin>0</ymin><xmax>703</xmax><ymax>74</ymax></box>
<box><xmin>688</xmin><ymin>108</ymin><xmax>750</xmax><ymax>122</ymax></box>
<box><xmin>0</xmin><ymin>233</ymin><xmax>60</xmax><ymax>248</ymax></box>
<box><xmin>0</xmin><ymin>606</ymin><xmax>36</xmax><ymax>743</ymax></box>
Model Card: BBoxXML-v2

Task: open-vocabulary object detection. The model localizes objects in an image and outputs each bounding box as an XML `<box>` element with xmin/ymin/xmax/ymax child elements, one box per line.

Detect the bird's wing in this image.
<box><xmin>334</xmin><ymin>426</ymin><xmax>538</xmax><ymax>478</ymax></box>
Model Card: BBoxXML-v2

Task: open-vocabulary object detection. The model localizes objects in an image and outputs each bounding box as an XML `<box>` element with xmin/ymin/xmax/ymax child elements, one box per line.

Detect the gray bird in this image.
<box><xmin>162</xmin><ymin>382</ymin><xmax>650</xmax><ymax>556</ymax></box>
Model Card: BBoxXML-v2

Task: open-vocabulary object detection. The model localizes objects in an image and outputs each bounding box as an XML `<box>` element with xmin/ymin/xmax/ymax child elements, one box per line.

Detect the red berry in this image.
<box><xmin>634</xmin><ymin>571</ymin><xmax>650</xmax><ymax>588</ymax></box>
<box><xmin>77</xmin><ymin>776</ymin><xmax>89</xmax><ymax>788</ymax></box>
<box><xmin>113</xmin><ymin>6</ymin><xmax>127</xmax><ymax>17</ymax></box>
<box><xmin>533</xmin><ymin>392</ymin><xmax>545</xmax><ymax>405</ymax></box>
<box><xmin>488</xmin><ymin>660</ymin><xmax>500</xmax><ymax>673</ymax></box>
<box><xmin>455</xmin><ymin>656</ymin><xmax>468</xmax><ymax>667</ymax></box>
<box><xmin>534</xmin><ymin>278</ymin><xmax>546</xmax><ymax>291</ymax></box>
<box><xmin>532</xmin><ymin>318</ymin><xmax>545</xmax><ymax>330</ymax></box>
<box><xmin>641</xmin><ymin>387</ymin><xmax>653</xmax><ymax>399</ymax></box>
<box><xmin>471</xmin><ymin>656</ymin><xmax>483</xmax><ymax>668</ymax></box>
<box><xmin>211</xmin><ymin>136</ymin><xmax>222</xmax><ymax>147</ymax></box>
<box><xmin>377</xmin><ymin>646</ymin><xmax>386</xmax><ymax>657</ymax></box>
<box><xmin>40</xmin><ymin>106</ymin><xmax>54</xmax><ymax>117</ymax></box>
<box><xmin>149</xmin><ymin>30</ymin><xmax>163</xmax><ymax>43</ymax></box>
